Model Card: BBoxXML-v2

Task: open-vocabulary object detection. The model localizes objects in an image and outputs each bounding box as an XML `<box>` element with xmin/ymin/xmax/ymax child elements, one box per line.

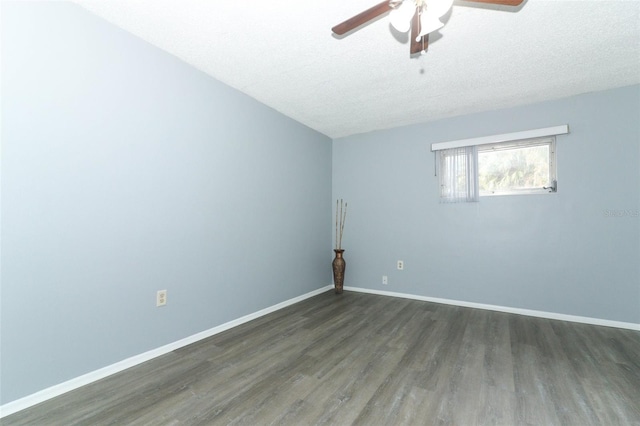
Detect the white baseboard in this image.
<box><xmin>0</xmin><ymin>285</ymin><xmax>333</xmax><ymax>418</ymax></box>
<box><xmin>344</xmin><ymin>286</ymin><xmax>640</xmax><ymax>331</ymax></box>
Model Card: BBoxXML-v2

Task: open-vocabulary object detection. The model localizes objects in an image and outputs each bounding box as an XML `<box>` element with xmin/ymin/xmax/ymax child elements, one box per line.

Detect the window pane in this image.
<box><xmin>478</xmin><ymin>144</ymin><xmax>550</xmax><ymax>194</ymax></box>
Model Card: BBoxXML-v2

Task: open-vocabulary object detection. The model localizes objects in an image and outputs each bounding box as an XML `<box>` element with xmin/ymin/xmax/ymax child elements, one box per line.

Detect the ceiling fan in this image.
<box><xmin>332</xmin><ymin>0</ymin><xmax>524</xmax><ymax>56</ymax></box>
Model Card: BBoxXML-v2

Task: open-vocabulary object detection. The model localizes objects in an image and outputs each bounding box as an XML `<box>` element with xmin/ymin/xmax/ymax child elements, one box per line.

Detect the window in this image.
<box><xmin>432</xmin><ymin>125</ymin><xmax>567</xmax><ymax>202</ymax></box>
<box><xmin>478</xmin><ymin>137</ymin><xmax>556</xmax><ymax>196</ymax></box>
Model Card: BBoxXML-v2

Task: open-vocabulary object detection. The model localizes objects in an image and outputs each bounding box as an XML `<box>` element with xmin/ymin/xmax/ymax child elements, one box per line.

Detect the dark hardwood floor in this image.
<box><xmin>3</xmin><ymin>291</ymin><xmax>639</xmax><ymax>425</ymax></box>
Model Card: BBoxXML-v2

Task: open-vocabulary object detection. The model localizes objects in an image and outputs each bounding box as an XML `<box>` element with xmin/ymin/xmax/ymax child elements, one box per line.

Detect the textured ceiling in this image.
<box><xmin>74</xmin><ymin>0</ymin><xmax>640</xmax><ymax>139</ymax></box>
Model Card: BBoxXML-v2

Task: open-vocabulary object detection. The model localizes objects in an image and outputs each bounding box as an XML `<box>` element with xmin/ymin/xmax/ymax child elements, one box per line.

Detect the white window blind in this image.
<box><xmin>438</xmin><ymin>146</ymin><xmax>479</xmax><ymax>203</ymax></box>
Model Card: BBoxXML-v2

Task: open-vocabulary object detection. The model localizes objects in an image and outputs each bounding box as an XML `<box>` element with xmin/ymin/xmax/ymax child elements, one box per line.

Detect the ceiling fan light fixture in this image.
<box><xmin>418</xmin><ymin>13</ymin><xmax>444</xmax><ymax>38</ymax></box>
<box><xmin>389</xmin><ymin>0</ymin><xmax>416</xmax><ymax>32</ymax></box>
<box><xmin>418</xmin><ymin>0</ymin><xmax>454</xmax><ymax>37</ymax></box>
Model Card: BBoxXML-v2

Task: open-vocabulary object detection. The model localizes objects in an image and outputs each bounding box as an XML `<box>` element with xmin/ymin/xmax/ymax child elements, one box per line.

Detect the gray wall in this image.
<box><xmin>333</xmin><ymin>85</ymin><xmax>640</xmax><ymax>324</ymax></box>
<box><xmin>1</xmin><ymin>2</ymin><xmax>332</xmax><ymax>404</ymax></box>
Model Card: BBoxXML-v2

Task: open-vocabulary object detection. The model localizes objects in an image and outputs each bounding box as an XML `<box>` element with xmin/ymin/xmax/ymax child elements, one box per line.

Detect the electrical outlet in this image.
<box><xmin>382</xmin><ymin>275</ymin><xmax>388</xmax><ymax>285</ymax></box>
<box><xmin>397</xmin><ymin>260</ymin><xmax>404</xmax><ymax>270</ymax></box>
<box><xmin>156</xmin><ymin>290</ymin><xmax>167</xmax><ymax>307</ymax></box>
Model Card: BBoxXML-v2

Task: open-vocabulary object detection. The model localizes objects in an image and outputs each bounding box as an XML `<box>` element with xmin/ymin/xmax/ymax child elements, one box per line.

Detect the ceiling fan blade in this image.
<box><xmin>332</xmin><ymin>1</ymin><xmax>393</xmax><ymax>35</ymax></box>
<box><xmin>409</xmin><ymin>8</ymin><xmax>428</xmax><ymax>55</ymax></box>
<box><xmin>460</xmin><ymin>0</ymin><xmax>524</xmax><ymax>6</ymax></box>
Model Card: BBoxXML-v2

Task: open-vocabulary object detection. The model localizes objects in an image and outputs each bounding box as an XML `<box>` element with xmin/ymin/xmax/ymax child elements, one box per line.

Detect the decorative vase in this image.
<box><xmin>332</xmin><ymin>249</ymin><xmax>346</xmax><ymax>294</ymax></box>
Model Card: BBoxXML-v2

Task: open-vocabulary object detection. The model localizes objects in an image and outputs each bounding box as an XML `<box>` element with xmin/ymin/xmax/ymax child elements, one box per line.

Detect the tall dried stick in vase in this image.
<box><xmin>335</xmin><ymin>199</ymin><xmax>347</xmax><ymax>250</ymax></box>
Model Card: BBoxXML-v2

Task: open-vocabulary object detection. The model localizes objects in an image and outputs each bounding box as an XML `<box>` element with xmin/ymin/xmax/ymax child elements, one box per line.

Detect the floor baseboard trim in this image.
<box><xmin>0</xmin><ymin>285</ymin><xmax>333</xmax><ymax>418</ymax></box>
<box><xmin>344</xmin><ymin>286</ymin><xmax>640</xmax><ymax>331</ymax></box>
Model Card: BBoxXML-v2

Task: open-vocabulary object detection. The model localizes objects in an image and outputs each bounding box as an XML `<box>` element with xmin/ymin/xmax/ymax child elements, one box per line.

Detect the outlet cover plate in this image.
<box><xmin>156</xmin><ymin>290</ymin><xmax>167</xmax><ymax>307</ymax></box>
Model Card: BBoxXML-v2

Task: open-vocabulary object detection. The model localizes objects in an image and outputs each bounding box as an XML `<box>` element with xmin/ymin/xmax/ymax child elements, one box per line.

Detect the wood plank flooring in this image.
<box><xmin>3</xmin><ymin>291</ymin><xmax>640</xmax><ymax>425</ymax></box>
